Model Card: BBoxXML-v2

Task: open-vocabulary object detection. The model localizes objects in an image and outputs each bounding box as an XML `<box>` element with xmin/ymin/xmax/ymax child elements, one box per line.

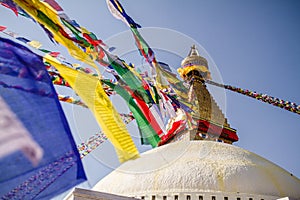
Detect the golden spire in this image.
<box><xmin>177</xmin><ymin>45</ymin><xmax>238</xmax><ymax>144</ymax></box>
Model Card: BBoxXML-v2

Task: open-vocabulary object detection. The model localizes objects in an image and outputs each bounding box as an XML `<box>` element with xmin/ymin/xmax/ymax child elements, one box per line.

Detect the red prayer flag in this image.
<box><xmin>0</xmin><ymin>26</ymin><xmax>7</xmax><ymax>32</ymax></box>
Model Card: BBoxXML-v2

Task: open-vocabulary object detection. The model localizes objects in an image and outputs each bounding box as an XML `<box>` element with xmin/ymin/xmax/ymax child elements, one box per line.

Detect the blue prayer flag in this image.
<box><xmin>0</xmin><ymin>37</ymin><xmax>86</xmax><ymax>200</ymax></box>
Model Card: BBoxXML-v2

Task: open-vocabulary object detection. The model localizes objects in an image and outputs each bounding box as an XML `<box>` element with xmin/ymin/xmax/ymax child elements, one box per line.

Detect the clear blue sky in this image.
<box><xmin>1</xmin><ymin>0</ymin><xmax>300</xmax><ymax>198</ymax></box>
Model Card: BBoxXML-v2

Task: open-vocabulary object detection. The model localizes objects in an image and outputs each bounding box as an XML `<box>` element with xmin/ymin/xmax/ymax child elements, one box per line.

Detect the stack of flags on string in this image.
<box><xmin>206</xmin><ymin>80</ymin><xmax>300</xmax><ymax>115</ymax></box>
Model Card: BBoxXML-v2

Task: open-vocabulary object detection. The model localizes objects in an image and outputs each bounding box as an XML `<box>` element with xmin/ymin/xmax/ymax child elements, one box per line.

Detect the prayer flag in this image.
<box><xmin>44</xmin><ymin>55</ymin><xmax>140</xmax><ymax>162</ymax></box>
<box><xmin>0</xmin><ymin>25</ymin><xmax>7</xmax><ymax>31</ymax></box>
<box><xmin>13</xmin><ymin>0</ymin><xmax>99</xmax><ymax>73</ymax></box>
<box><xmin>0</xmin><ymin>37</ymin><xmax>86</xmax><ymax>199</ymax></box>
<box><xmin>106</xmin><ymin>0</ymin><xmax>141</xmax><ymax>28</ymax></box>
<box><xmin>103</xmin><ymin>80</ymin><xmax>161</xmax><ymax>147</ymax></box>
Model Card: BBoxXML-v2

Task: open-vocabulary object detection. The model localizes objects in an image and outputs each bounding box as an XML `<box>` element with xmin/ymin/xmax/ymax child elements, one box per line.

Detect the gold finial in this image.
<box><xmin>188</xmin><ymin>44</ymin><xmax>199</xmax><ymax>56</ymax></box>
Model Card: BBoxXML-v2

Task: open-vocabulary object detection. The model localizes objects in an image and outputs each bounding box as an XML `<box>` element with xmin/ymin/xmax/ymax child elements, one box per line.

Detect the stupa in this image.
<box><xmin>71</xmin><ymin>46</ymin><xmax>300</xmax><ymax>200</ymax></box>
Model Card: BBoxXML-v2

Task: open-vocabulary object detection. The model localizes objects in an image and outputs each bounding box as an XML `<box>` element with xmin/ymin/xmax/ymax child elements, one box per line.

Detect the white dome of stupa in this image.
<box><xmin>93</xmin><ymin>140</ymin><xmax>300</xmax><ymax>200</ymax></box>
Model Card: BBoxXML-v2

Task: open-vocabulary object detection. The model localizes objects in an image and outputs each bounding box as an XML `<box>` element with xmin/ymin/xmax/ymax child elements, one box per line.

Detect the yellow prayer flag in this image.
<box><xmin>80</xmin><ymin>27</ymin><xmax>91</xmax><ymax>35</ymax></box>
<box><xmin>71</xmin><ymin>63</ymin><xmax>81</xmax><ymax>68</ymax></box>
<box><xmin>27</xmin><ymin>40</ymin><xmax>42</xmax><ymax>49</ymax></box>
<box><xmin>44</xmin><ymin>55</ymin><xmax>139</xmax><ymax>162</ymax></box>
